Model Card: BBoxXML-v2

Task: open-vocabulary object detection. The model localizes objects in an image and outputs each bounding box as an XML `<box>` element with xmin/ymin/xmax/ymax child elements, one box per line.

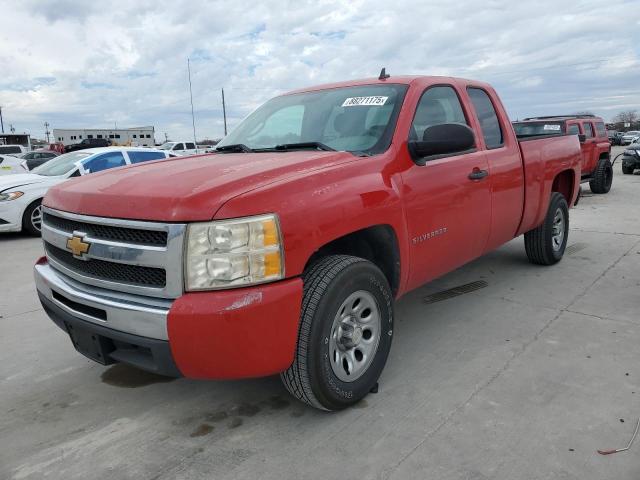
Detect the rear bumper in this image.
<box><xmin>36</xmin><ymin>258</ymin><xmax>304</xmax><ymax>379</ymax></box>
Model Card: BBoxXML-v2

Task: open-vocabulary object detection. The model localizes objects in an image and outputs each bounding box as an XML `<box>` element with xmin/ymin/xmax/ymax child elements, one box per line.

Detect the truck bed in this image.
<box><xmin>516</xmin><ymin>134</ymin><xmax>582</xmax><ymax>236</ymax></box>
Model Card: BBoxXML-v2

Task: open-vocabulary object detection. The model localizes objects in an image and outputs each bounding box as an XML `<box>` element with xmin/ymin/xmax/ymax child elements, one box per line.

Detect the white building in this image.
<box><xmin>53</xmin><ymin>126</ymin><xmax>155</xmax><ymax>147</ymax></box>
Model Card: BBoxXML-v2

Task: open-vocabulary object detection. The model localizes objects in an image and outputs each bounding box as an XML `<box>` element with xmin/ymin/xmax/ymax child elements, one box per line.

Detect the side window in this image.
<box><xmin>173</xmin><ymin>143</ymin><xmax>184</xmax><ymax>150</ymax></box>
<box><xmin>128</xmin><ymin>151</ymin><xmax>167</xmax><ymax>164</ymax></box>
<box><xmin>185</xmin><ymin>142</ymin><xmax>196</xmax><ymax>149</ymax></box>
<box><xmin>583</xmin><ymin>123</ymin><xmax>594</xmax><ymax>138</ymax></box>
<box><xmin>567</xmin><ymin>124</ymin><xmax>580</xmax><ymax>135</ymax></box>
<box><xmin>83</xmin><ymin>152</ymin><xmax>126</xmax><ymax>173</ymax></box>
<box><xmin>467</xmin><ymin>88</ymin><xmax>503</xmax><ymax>148</ymax></box>
<box><xmin>595</xmin><ymin>122</ymin><xmax>606</xmax><ymax>137</ymax></box>
<box><xmin>410</xmin><ymin>86</ymin><xmax>468</xmax><ymax>141</ymax></box>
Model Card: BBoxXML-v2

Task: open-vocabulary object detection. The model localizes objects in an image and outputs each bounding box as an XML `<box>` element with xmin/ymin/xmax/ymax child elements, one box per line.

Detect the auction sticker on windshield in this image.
<box><xmin>342</xmin><ymin>96</ymin><xmax>388</xmax><ymax>107</ymax></box>
<box><xmin>543</xmin><ymin>124</ymin><xmax>561</xmax><ymax>131</ymax></box>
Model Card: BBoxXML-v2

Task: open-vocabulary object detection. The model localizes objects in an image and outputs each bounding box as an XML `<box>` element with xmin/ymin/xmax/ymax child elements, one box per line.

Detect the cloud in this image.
<box><xmin>0</xmin><ymin>0</ymin><xmax>639</xmax><ymax>141</ymax></box>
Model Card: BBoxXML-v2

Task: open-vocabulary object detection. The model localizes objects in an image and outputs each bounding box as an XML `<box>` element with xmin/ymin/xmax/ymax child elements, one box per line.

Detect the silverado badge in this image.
<box><xmin>66</xmin><ymin>234</ymin><xmax>91</xmax><ymax>259</ymax></box>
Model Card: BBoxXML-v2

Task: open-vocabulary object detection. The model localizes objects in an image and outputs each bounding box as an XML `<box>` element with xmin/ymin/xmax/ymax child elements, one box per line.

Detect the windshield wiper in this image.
<box><xmin>216</xmin><ymin>144</ymin><xmax>253</xmax><ymax>153</ymax></box>
<box><xmin>273</xmin><ymin>142</ymin><xmax>336</xmax><ymax>152</ymax></box>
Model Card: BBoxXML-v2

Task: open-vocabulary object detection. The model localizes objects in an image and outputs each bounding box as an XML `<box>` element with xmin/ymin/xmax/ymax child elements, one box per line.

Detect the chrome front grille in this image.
<box><xmin>43</xmin><ymin>212</ymin><xmax>168</xmax><ymax>246</ymax></box>
<box><xmin>44</xmin><ymin>243</ymin><xmax>167</xmax><ymax>288</ymax></box>
<box><xmin>41</xmin><ymin>207</ymin><xmax>187</xmax><ymax>299</ymax></box>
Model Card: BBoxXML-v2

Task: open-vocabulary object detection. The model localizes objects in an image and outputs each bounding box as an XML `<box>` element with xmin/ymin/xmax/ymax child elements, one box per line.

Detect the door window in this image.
<box><xmin>128</xmin><ymin>151</ymin><xmax>167</xmax><ymax>164</ymax></box>
<box><xmin>567</xmin><ymin>124</ymin><xmax>580</xmax><ymax>135</ymax></box>
<box><xmin>185</xmin><ymin>142</ymin><xmax>196</xmax><ymax>149</ymax></box>
<box><xmin>82</xmin><ymin>152</ymin><xmax>126</xmax><ymax>173</ymax></box>
<box><xmin>595</xmin><ymin>122</ymin><xmax>606</xmax><ymax>137</ymax></box>
<box><xmin>173</xmin><ymin>143</ymin><xmax>184</xmax><ymax>150</ymax></box>
<box><xmin>467</xmin><ymin>88</ymin><xmax>503</xmax><ymax>148</ymax></box>
<box><xmin>583</xmin><ymin>123</ymin><xmax>594</xmax><ymax>138</ymax></box>
<box><xmin>410</xmin><ymin>86</ymin><xmax>468</xmax><ymax>142</ymax></box>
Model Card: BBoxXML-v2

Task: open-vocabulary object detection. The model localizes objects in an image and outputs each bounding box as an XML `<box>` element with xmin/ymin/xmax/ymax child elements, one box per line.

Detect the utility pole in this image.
<box><xmin>221</xmin><ymin>88</ymin><xmax>228</xmax><ymax>136</ymax></box>
<box><xmin>0</xmin><ymin>106</ymin><xmax>4</xmax><ymax>133</ymax></box>
<box><xmin>164</xmin><ymin>132</ymin><xmax>168</xmax><ymax>142</ymax></box>
<box><xmin>9</xmin><ymin>124</ymin><xmax>15</xmax><ymax>134</ymax></box>
<box><xmin>187</xmin><ymin>58</ymin><xmax>197</xmax><ymax>147</ymax></box>
<box><xmin>44</xmin><ymin>122</ymin><xmax>50</xmax><ymax>143</ymax></box>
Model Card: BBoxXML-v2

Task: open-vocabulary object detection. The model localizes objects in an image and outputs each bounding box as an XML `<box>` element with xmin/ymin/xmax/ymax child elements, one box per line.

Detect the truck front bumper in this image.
<box><xmin>35</xmin><ymin>258</ymin><xmax>303</xmax><ymax>379</ymax></box>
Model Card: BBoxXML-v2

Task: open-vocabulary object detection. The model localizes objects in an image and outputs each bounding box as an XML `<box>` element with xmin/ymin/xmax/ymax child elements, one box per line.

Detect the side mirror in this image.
<box><xmin>408</xmin><ymin>123</ymin><xmax>475</xmax><ymax>165</ymax></box>
<box><xmin>578</xmin><ymin>134</ymin><xmax>586</xmax><ymax>143</ymax></box>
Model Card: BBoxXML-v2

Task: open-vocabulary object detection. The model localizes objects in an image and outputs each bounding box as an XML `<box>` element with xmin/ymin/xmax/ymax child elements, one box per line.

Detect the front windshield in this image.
<box><xmin>625</xmin><ymin>131</ymin><xmax>640</xmax><ymax>136</ymax></box>
<box><xmin>217</xmin><ymin>84</ymin><xmax>408</xmax><ymax>154</ymax></box>
<box><xmin>31</xmin><ymin>151</ymin><xmax>91</xmax><ymax>176</ymax></box>
<box><xmin>158</xmin><ymin>142</ymin><xmax>175</xmax><ymax>150</ymax></box>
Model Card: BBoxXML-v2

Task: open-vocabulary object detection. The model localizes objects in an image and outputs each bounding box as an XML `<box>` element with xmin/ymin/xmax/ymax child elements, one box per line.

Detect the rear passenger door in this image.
<box><xmin>467</xmin><ymin>86</ymin><xmax>524</xmax><ymax>251</ymax></box>
<box><xmin>400</xmin><ymin>85</ymin><xmax>491</xmax><ymax>289</ymax></box>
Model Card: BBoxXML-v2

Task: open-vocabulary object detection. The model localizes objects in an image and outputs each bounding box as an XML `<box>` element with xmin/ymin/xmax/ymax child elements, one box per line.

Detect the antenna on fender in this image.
<box><xmin>379</xmin><ymin>68</ymin><xmax>390</xmax><ymax>80</ymax></box>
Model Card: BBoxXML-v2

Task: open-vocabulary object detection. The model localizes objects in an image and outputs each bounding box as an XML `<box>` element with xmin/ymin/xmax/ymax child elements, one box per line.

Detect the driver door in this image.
<box><xmin>400</xmin><ymin>85</ymin><xmax>491</xmax><ymax>289</ymax></box>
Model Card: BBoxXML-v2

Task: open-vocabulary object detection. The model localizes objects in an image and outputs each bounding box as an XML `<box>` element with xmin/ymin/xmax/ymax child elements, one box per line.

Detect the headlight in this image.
<box><xmin>0</xmin><ymin>191</ymin><xmax>24</xmax><ymax>201</ymax></box>
<box><xmin>185</xmin><ymin>214</ymin><xmax>284</xmax><ymax>290</ymax></box>
<box><xmin>623</xmin><ymin>150</ymin><xmax>636</xmax><ymax>156</ymax></box>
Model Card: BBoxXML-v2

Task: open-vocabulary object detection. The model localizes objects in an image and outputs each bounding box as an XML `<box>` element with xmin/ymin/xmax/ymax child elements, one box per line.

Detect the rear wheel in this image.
<box><xmin>589</xmin><ymin>158</ymin><xmax>613</xmax><ymax>193</ymax></box>
<box><xmin>524</xmin><ymin>192</ymin><xmax>569</xmax><ymax>266</ymax></box>
<box><xmin>22</xmin><ymin>200</ymin><xmax>43</xmax><ymax>236</ymax></box>
<box><xmin>281</xmin><ymin>255</ymin><xmax>394</xmax><ymax>411</ymax></box>
<box><xmin>622</xmin><ymin>164</ymin><xmax>634</xmax><ymax>175</ymax></box>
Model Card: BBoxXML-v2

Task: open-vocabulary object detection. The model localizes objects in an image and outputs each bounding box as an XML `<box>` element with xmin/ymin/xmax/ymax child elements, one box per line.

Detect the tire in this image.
<box><xmin>281</xmin><ymin>255</ymin><xmax>394</xmax><ymax>411</ymax></box>
<box><xmin>589</xmin><ymin>158</ymin><xmax>613</xmax><ymax>194</ymax></box>
<box><xmin>524</xmin><ymin>192</ymin><xmax>569</xmax><ymax>266</ymax></box>
<box><xmin>622</xmin><ymin>164</ymin><xmax>634</xmax><ymax>175</ymax></box>
<box><xmin>22</xmin><ymin>199</ymin><xmax>43</xmax><ymax>236</ymax></box>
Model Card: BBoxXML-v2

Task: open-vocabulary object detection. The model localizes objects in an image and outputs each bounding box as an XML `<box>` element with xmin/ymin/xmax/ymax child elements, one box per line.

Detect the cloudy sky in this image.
<box><xmin>1</xmin><ymin>0</ymin><xmax>639</xmax><ymax>142</ymax></box>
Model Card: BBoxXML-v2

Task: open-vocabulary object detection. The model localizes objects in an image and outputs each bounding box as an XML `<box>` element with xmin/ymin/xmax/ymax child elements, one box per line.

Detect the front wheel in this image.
<box><xmin>281</xmin><ymin>255</ymin><xmax>394</xmax><ymax>411</ymax></box>
<box><xmin>524</xmin><ymin>192</ymin><xmax>569</xmax><ymax>266</ymax></box>
<box><xmin>22</xmin><ymin>199</ymin><xmax>43</xmax><ymax>236</ymax></box>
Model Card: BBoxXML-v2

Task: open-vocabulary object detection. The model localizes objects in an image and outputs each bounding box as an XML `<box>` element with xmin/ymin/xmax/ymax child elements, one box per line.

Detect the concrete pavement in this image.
<box><xmin>1</xmin><ymin>145</ymin><xmax>639</xmax><ymax>479</ymax></box>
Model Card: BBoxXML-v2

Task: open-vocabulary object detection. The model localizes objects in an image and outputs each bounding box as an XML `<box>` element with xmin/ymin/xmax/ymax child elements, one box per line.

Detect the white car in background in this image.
<box><xmin>620</xmin><ymin>131</ymin><xmax>640</xmax><ymax>146</ymax></box>
<box><xmin>0</xmin><ymin>147</ymin><xmax>172</xmax><ymax>235</ymax></box>
<box><xmin>0</xmin><ymin>144</ymin><xmax>28</xmax><ymax>156</ymax></box>
<box><xmin>0</xmin><ymin>155</ymin><xmax>29</xmax><ymax>175</ymax></box>
<box><xmin>157</xmin><ymin>141</ymin><xmax>200</xmax><ymax>156</ymax></box>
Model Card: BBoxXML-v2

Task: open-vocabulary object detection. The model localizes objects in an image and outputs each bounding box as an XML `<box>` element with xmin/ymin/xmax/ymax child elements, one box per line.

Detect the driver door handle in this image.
<box><xmin>468</xmin><ymin>169</ymin><xmax>489</xmax><ymax>180</ymax></box>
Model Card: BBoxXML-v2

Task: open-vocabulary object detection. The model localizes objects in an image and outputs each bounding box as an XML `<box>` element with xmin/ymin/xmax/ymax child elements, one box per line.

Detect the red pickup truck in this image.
<box><xmin>35</xmin><ymin>75</ymin><xmax>581</xmax><ymax>410</ymax></box>
<box><xmin>513</xmin><ymin>115</ymin><xmax>612</xmax><ymax>194</ymax></box>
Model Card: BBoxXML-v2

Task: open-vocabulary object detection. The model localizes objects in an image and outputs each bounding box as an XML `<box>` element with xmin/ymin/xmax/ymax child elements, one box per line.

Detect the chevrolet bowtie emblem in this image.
<box><xmin>67</xmin><ymin>234</ymin><xmax>91</xmax><ymax>258</ymax></box>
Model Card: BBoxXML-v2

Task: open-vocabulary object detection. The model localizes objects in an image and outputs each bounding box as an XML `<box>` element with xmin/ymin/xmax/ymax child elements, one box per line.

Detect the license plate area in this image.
<box><xmin>65</xmin><ymin>322</ymin><xmax>114</xmax><ymax>365</ymax></box>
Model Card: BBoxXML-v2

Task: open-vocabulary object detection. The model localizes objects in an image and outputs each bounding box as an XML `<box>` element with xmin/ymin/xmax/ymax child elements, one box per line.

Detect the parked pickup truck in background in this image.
<box><xmin>35</xmin><ymin>74</ymin><xmax>581</xmax><ymax>410</ymax></box>
<box><xmin>513</xmin><ymin>114</ymin><xmax>612</xmax><ymax>194</ymax></box>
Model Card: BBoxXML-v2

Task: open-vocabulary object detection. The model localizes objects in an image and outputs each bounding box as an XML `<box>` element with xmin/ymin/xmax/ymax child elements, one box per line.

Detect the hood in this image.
<box><xmin>0</xmin><ymin>173</ymin><xmax>49</xmax><ymax>192</ymax></box>
<box><xmin>44</xmin><ymin>151</ymin><xmax>357</xmax><ymax>221</ymax></box>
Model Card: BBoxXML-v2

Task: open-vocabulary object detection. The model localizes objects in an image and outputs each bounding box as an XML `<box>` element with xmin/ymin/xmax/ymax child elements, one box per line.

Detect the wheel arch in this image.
<box><xmin>303</xmin><ymin>224</ymin><xmax>401</xmax><ymax>296</ymax></box>
<box><xmin>551</xmin><ymin>169</ymin><xmax>576</xmax><ymax>206</ymax></box>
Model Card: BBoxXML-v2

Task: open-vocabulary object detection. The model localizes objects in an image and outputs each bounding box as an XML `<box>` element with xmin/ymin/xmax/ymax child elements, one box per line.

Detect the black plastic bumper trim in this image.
<box><xmin>39</xmin><ymin>292</ymin><xmax>182</xmax><ymax>377</ymax></box>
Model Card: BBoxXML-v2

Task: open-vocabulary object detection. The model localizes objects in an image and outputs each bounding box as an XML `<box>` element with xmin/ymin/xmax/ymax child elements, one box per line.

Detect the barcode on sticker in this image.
<box><xmin>342</xmin><ymin>96</ymin><xmax>388</xmax><ymax>107</ymax></box>
<box><xmin>543</xmin><ymin>124</ymin><xmax>561</xmax><ymax>131</ymax></box>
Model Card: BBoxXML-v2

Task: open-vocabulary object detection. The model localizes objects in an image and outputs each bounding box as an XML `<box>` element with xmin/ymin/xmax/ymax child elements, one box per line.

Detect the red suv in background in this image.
<box><xmin>513</xmin><ymin>115</ymin><xmax>612</xmax><ymax>194</ymax></box>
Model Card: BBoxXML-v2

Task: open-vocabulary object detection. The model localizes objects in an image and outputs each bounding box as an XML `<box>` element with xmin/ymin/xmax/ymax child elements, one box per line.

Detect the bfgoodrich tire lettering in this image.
<box><xmin>524</xmin><ymin>192</ymin><xmax>569</xmax><ymax>266</ymax></box>
<box><xmin>281</xmin><ymin>255</ymin><xmax>393</xmax><ymax>411</ymax></box>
